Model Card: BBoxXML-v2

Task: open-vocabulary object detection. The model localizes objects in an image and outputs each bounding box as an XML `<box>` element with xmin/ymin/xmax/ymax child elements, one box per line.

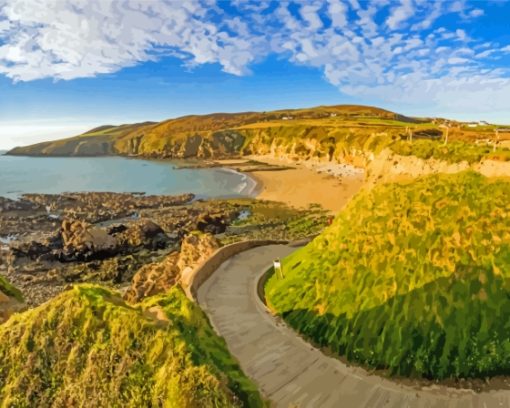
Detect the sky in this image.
<box><xmin>1</xmin><ymin>0</ymin><xmax>510</xmax><ymax>149</ymax></box>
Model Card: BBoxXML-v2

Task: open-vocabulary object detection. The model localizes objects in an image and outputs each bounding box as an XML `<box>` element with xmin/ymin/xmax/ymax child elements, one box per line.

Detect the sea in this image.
<box><xmin>0</xmin><ymin>153</ymin><xmax>258</xmax><ymax>200</ymax></box>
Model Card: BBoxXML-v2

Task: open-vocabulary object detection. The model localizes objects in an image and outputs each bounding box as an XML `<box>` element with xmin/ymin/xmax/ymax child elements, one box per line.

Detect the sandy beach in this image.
<box><xmin>223</xmin><ymin>156</ymin><xmax>366</xmax><ymax>213</ymax></box>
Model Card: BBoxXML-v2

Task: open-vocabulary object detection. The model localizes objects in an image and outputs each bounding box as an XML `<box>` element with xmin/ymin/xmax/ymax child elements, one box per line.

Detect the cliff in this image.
<box><xmin>7</xmin><ymin>105</ymin><xmax>422</xmax><ymax>160</ymax></box>
<box><xmin>9</xmin><ymin>104</ymin><xmax>510</xmax><ymax>182</ymax></box>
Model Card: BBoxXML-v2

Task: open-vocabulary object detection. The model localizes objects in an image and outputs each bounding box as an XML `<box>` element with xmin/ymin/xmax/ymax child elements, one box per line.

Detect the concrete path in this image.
<box><xmin>197</xmin><ymin>244</ymin><xmax>510</xmax><ymax>408</ymax></box>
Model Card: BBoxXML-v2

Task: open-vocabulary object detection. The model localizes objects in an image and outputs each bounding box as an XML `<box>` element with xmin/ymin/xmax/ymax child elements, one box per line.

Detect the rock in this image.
<box><xmin>58</xmin><ymin>219</ymin><xmax>168</xmax><ymax>262</ymax></box>
<box><xmin>177</xmin><ymin>232</ymin><xmax>220</xmax><ymax>273</ymax></box>
<box><xmin>10</xmin><ymin>240</ymin><xmax>53</xmax><ymax>261</ymax></box>
<box><xmin>123</xmin><ymin>252</ymin><xmax>180</xmax><ymax>303</ymax></box>
<box><xmin>196</xmin><ymin>213</ymin><xmax>228</xmax><ymax>234</ymax></box>
<box><xmin>0</xmin><ymin>197</ymin><xmax>41</xmax><ymax>213</ymax></box>
<box><xmin>59</xmin><ymin>219</ymin><xmax>117</xmax><ymax>262</ymax></box>
<box><xmin>117</xmin><ymin>220</ymin><xmax>167</xmax><ymax>249</ymax></box>
<box><xmin>124</xmin><ymin>232</ymin><xmax>220</xmax><ymax>303</ymax></box>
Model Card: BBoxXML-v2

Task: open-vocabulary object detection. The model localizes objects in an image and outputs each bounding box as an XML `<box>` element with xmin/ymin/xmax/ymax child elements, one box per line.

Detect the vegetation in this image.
<box><xmin>10</xmin><ymin>103</ymin><xmax>510</xmax><ymax>167</ymax></box>
<box><xmin>0</xmin><ymin>275</ymin><xmax>23</xmax><ymax>302</ymax></box>
<box><xmin>220</xmin><ymin>199</ymin><xmax>328</xmax><ymax>245</ymax></box>
<box><xmin>5</xmin><ymin>105</ymin><xmax>419</xmax><ymax>159</ymax></box>
<box><xmin>390</xmin><ymin>139</ymin><xmax>510</xmax><ymax>164</ymax></box>
<box><xmin>0</xmin><ymin>285</ymin><xmax>263</xmax><ymax>407</ymax></box>
<box><xmin>266</xmin><ymin>171</ymin><xmax>510</xmax><ymax>379</ymax></box>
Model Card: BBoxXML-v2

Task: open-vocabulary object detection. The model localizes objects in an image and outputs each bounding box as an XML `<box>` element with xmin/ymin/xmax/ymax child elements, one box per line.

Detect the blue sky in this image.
<box><xmin>1</xmin><ymin>0</ymin><xmax>510</xmax><ymax>149</ymax></box>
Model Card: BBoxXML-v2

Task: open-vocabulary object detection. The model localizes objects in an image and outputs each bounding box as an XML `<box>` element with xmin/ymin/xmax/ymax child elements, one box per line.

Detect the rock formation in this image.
<box><xmin>124</xmin><ymin>232</ymin><xmax>220</xmax><ymax>303</ymax></box>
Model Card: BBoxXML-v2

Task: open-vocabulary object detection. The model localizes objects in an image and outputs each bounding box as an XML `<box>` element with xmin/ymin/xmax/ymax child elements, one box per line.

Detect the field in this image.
<box><xmin>265</xmin><ymin>171</ymin><xmax>510</xmax><ymax>379</ymax></box>
<box><xmin>0</xmin><ymin>285</ymin><xmax>263</xmax><ymax>407</ymax></box>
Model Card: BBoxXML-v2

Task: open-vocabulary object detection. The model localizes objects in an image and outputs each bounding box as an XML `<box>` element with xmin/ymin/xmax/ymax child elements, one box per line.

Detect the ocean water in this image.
<box><xmin>0</xmin><ymin>154</ymin><xmax>257</xmax><ymax>200</ymax></box>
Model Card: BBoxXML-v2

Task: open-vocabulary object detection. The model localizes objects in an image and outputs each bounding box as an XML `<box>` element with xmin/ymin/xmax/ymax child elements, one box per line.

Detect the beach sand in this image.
<box><xmin>244</xmin><ymin>156</ymin><xmax>365</xmax><ymax>213</ymax></box>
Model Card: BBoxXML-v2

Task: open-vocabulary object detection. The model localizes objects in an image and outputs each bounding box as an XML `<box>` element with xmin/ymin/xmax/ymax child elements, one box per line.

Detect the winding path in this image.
<box><xmin>197</xmin><ymin>244</ymin><xmax>510</xmax><ymax>408</ymax></box>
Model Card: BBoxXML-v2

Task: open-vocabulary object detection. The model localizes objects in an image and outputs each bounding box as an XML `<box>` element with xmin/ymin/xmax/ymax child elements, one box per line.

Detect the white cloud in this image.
<box><xmin>0</xmin><ymin>0</ymin><xmax>263</xmax><ymax>81</ymax></box>
<box><xmin>327</xmin><ymin>0</ymin><xmax>348</xmax><ymax>28</ymax></box>
<box><xmin>386</xmin><ymin>0</ymin><xmax>414</xmax><ymax>30</ymax></box>
<box><xmin>470</xmin><ymin>8</ymin><xmax>484</xmax><ymax>17</ymax></box>
<box><xmin>0</xmin><ymin>0</ymin><xmax>508</xmax><ymax>119</ymax></box>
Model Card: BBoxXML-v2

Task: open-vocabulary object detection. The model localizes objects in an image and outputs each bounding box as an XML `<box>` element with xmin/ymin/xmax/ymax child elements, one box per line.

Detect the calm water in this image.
<box><xmin>0</xmin><ymin>154</ymin><xmax>257</xmax><ymax>200</ymax></box>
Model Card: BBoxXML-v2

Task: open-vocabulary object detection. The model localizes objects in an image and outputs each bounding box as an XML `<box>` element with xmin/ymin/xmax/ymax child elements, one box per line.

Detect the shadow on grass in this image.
<box><xmin>274</xmin><ymin>269</ymin><xmax>510</xmax><ymax>381</ymax></box>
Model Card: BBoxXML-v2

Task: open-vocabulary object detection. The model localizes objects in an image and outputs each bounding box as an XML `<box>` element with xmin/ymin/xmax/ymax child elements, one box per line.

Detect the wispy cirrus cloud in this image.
<box><xmin>1</xmin><ymin>0</ymin><xmax>509</xmax><ymax>117</ymax></box>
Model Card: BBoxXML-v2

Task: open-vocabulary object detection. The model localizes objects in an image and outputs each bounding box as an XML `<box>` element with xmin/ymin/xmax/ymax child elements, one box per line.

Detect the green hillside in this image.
<box><xmin>6</xmin><ymin>105</ymin><xmax>426</xmax><ymax>159</ymax></box>
<box><xmin>0</xmin><ymin>285</ymin><xmax>263</xmax><ymax>407</ymax></box>
<box><xmin>9</xmin><ymin>104</ymin><xmax>510</xmax><ymax>165</ymax></box>
<box><xmin>266</xmin><ymin>171</ymin><xmax>510</xmax><ymax>379</ymax></box>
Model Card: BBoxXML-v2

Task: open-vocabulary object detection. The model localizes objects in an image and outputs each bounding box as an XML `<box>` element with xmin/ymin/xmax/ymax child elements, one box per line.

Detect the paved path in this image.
<box><xmin>197</xmin><ymin>244</ymin><xmax>510</xmax><ymax>408</ymax></box>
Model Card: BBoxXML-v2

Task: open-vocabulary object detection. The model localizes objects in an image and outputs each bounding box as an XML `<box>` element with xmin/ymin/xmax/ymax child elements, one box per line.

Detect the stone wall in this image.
<box><xmin>182</xmin><ymin>239</ymin><xmax>288</xmax><ymax>300</ymax></box>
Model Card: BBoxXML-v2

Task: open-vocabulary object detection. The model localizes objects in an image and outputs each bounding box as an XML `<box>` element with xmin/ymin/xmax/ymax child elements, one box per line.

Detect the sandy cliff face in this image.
<box><xmin>366</xmin><ymin>148</ymin><xmax>510</xmax><ymax>186</ymax></box>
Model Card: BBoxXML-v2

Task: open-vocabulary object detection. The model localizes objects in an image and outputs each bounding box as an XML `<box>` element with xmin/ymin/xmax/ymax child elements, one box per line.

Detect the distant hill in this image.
<box><xmin>0</xmin><ymin>284</ymin><xmax>263</xmax><ymax>407</ymax></box>
<box><xmin>8</xmin><ymin>104</ymin><xmax>507</xmax><ymax>165</ymax></box>
<box><xmin>266</xmin><ymin>171</ymin><xmax>510</xmax><ymax>380</ymax></box>
<box><xmin>6</xmin><ymin>105</ymin><xmax>423</xmax><ymax>158</ymax></box>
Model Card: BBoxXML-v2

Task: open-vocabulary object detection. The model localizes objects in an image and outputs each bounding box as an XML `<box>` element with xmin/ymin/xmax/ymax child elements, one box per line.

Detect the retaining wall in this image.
<box><xmin>182</xmin><ymin>239</ymin><xmax>288</xmax><ymax>300</ymax></box>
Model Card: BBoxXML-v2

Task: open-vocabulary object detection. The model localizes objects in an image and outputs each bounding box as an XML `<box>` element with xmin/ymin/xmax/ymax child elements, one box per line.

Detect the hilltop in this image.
<box><xmin>7</xmin><ymin>104</ymin><xmax>412</xmax><ymax>157</ymax></box>
<box><xmin>0</xmin><ymin>284</ymin><xmax>263</xmax><ymax>407</ymax></box>
<box><xmin>266</xmin><ymin>171</ymin><xmax>510</xmax><ymax>380</ymax></box>
<box><xmin>8</xmin><ymin>105</ymin><xmax>510</xmax><ymax>172</ymax></box>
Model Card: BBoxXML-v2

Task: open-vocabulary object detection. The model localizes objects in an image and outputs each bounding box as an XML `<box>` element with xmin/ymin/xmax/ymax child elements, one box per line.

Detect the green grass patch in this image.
<box><xmin>266</xmin><ymin>171</ymin><xmax>510</xmax><ymax>379</ymax></box>
<box><xmin>0</xmin><ymin>275</ymin><xmax>23</xmax><ymax>302</ymax></box>
<box><xmin>389</xmin><ymin>139</ymin><xmax>510</xmax><ymax>164</ymax></box>
<box><xmin>0</xmin><ymin>284</ymin><xmax>263</xmax><ymax>407</ymax></box>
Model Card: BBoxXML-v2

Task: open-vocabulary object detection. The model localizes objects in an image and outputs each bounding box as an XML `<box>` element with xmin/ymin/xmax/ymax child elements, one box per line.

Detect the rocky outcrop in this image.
<box><xmin>0</xmin><ymin>197</ymin><xmax>41</xmax><ymax>212</ymax></box>
<box><xmin>59</xmin><ymin>219</ymin><xmax>170</xmax><ymax>262</ymax></box>
<box><xmin>22</xmin><ymin>192</ymin><xmax>194</xmax><ymax>223</ymax></box>
<box><xmin>124</xmin><ymin>233</ymin><xmax>220</xmax><ymax>303</ymax></box>
<box><xmin>59</xmin><ymin>219</ymin><xmax>117</xmax><ymax>261</ymax></box>
<box><xmin>9</xmin><ymin>219</ymin><xmax>171</xmax><ymax>264</ymax></box>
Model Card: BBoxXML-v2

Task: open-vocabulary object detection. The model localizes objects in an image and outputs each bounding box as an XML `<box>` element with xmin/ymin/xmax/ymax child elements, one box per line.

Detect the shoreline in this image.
<box><xmin>221</xmin><ymin>156</ymin><xmax>365</xmax><ymax>213</ymax></box>
<box><xmin>0</xmin><ymin>153</ymin><xmax>363</xmax><ymax>213</ymax></box>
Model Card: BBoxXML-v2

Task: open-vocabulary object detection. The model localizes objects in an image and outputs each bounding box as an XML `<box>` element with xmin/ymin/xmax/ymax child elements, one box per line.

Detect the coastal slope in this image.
<box><xmin>0</xmin><ymin>285</ymin><xmax>263</xmax><ymax>407</ymax></box>
<box><xmin>266</xmin><ymin>171</ymin><xmax>510</xmax><ymax>380</ymax></box>
<box><xmin>9</xmin><ymin>104</ymin><xmax>510</xmax><ymax>185</ymax></box>
<box><xmin>7</xmin><ymin>105</ymin><xmax>426</xmax><ymax>160</ymax></box>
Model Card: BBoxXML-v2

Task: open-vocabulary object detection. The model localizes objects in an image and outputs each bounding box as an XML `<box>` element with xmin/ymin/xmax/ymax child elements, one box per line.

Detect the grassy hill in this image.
<box><xmin>8</xmin><ymin>104</ymin><xmax>510</xmax><ymax>165</ymax></box>
<box><xmin>5</xmin><ymin>105</ymin><xmax>424</xmax><ymax>159</ymax></box>
<box><xmin>0</xmin><ymin>285</ymin><xmax>263</xmax><ymax>407</ymax></box>
<box><xmin>265</xmin><ymin>171</ymin><xmax>510</xmax><ymax>379</ymax></box>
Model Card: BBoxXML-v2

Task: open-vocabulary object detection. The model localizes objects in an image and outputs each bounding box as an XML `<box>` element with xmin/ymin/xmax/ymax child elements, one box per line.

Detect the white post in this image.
<box><xmin>274</xmin><ymin>259</ymin><xmax>284</xmax><ymax>279</ymax></box>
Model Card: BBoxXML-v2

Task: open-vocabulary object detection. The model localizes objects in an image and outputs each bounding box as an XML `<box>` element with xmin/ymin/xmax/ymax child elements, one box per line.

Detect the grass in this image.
<box><xmin>0</xmin><ymin>284</ymin><xmax>263</xmax><ymax>407</ymax></box>
<box><xmin>9</xmin><ymin>103</ymin><xmax>510</xmax><ymax>166</ymax></box>
<box><xmin>219</xmin><ymin>199</ymin><xmax>328</xmax><ymax>245</ymax></box>
<box><xmin>0</xmin><ymin>275</ymin><xmax>23</xmax><ymax>302</ymax></box>
<box><xmin>265</xmin><ymin>171</ymin><xmax>510</xmax><ymax>379</ymax></box>
<box><xmin>390</xmin><ymin>139</ymin><xmax>501</xmax><ymax>164</ymax></box>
